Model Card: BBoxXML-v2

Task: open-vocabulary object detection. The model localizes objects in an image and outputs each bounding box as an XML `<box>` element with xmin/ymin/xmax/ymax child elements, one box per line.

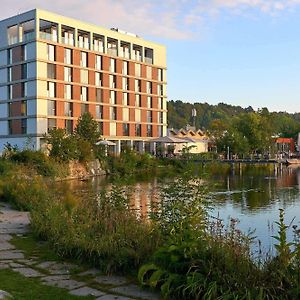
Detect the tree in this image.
<box><xmin>75</xmin><ymin>112</ymin><xmax>101</xmax><ymax>145</ymax></box>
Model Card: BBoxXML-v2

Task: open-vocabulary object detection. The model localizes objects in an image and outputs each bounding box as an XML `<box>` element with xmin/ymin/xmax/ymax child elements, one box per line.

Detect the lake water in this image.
<box><xmin>70</xmin><ymin>164</ymin><xmax>300</xmax><ymax>255</ymax></box>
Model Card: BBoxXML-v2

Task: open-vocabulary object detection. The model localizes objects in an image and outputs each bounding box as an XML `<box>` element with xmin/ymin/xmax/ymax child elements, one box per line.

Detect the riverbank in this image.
<box><xmin>0</xmin><ymin>202</ymin><xmax>159</xmax><ymax>300</ymax></box>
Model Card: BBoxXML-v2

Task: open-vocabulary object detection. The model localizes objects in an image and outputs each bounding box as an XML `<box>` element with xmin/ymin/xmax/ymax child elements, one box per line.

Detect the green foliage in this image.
<box><xmin>74</xmin><ymin>112</ymin><xmax>101</xmax><ymax>145</ymax></box>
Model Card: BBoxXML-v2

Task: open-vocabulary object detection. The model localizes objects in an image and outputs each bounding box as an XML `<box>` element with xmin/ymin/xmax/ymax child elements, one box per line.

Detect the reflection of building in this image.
<box><xmin>275</xmin><ymin>138</ymin><xmax>295</xmax><ymax>155</ymax></box>
<box><xmin>168</xmin><ymin>128</ymin><xmax>209</xmax><ymax>154</ymax></box>
<box><xmin>0</xmin><ymin>9</ymin><xmax>167</xmax><ymax>152</ymax></box>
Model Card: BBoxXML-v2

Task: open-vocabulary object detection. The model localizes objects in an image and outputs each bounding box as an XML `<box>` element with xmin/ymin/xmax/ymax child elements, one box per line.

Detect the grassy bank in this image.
<box><xmin>2</xmin><ymin>150</ymin><xmax>300</xmax><ymax>299</ymax></box>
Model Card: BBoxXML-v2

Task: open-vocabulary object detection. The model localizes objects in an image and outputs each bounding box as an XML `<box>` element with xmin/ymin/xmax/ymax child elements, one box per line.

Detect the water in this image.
<box><xmin>69</xmin><ymin>164</ymin><xmax>300</xmax><ymax>254</ymax></box>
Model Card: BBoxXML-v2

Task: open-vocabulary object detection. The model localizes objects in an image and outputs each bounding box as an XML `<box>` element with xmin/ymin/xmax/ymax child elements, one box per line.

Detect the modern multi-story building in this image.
<box><xmin>0</xmin><ymin>9</ymin><xmax>167</xmax><ymax>152</ymax></box>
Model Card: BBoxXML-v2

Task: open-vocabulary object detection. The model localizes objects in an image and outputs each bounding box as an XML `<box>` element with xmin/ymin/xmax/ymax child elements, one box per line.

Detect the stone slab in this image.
<box><xmin>110</xmin><ymin>285</ymin><xmax>159</xmax><ymax>300</ymax></box>
<box><xmin>0</xmin><ymin>235</ymin><xmax>12</xmax><ymax>242</ymax></box>
<box><xmin>43</xmin><ymin>279</ymin><xmax>85</xmax><ymax>290</ymax></box>
<box><xmin>0</xmin><ymin>250</ymin><xmax>24</xmax><ymax>260</ymax></box>
<box><xmin>69</xmin><ymin>286</ymin><xmax>105</xmax><ymax>297</ymax></box>
<box><xmin>12</xmin><ymin>267</ymin><xmax>43</xmax><ymax>278</ymax></box>
<box><xmin>0</xmin><ymin>242</ymin><xmax>15</xmax><ymax>251</ymax></box>
<box><xmin>41</xmin><ymin>275</ymin><xmax>71</xmax><ymax>282</ymax></box>
<box><xmin>78</xmin><ymin>268</ymin><xmax>101</xmax><ymax>277</ymax></box>
<box><xmin>16</xmin><ymin>258</ymin><xmax>37</xmax><ymax>266</ymax></box>
<box><xmin>0</xmin><ymin>290</ymin><xmax>12</xmax><ymax>299</ymax></box>
<box><xmin>9</xmin><ymin>262</ymin><xmax>24</xmax><ymax>268</ymax></box>
<box><xmin>0</xmin><ymin>263</ymin><xmax>9</xmax><ymax>270</ymax></box>
<box><xmin>96</xmin><ymin>295</ymin><xmax>133</xmax><ymax>300</ymax></box>
<box><xmin>35</xmin><ymin>261</ymin><xmax>56</xmax><ymax>269</ymax></box>
<box><xmin>94</xmin><ymin>275</ymin><xmax>128</xmax><ymax>286</ymax></box>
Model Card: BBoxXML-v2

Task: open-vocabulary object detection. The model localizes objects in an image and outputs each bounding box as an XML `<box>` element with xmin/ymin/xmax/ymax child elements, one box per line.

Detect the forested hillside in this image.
<box><xmin>167</xmin><ymin>100</ymin><xmax>300</xmax><ymax>138</ymax></box>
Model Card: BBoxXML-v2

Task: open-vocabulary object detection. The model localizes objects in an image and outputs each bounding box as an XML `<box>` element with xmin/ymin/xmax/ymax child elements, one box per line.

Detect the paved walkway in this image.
<box><xmin>0</xmin><ymin>202</ymin><xmax>159</xmax><ymax>300</ymax></box>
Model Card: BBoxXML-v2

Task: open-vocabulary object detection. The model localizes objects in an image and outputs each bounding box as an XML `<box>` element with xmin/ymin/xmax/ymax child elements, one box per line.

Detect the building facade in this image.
<box><xmin>0</xmin><ymin>9</ymin><xmax>167</xmax><ymax>152</ymax></box>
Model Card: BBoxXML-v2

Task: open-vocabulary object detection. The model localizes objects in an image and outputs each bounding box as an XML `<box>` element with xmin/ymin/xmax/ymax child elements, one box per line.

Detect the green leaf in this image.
<box><xmin>138</xmin><ymin>263</ymin><xmax>158</xmax><ymax>285</ymax></box>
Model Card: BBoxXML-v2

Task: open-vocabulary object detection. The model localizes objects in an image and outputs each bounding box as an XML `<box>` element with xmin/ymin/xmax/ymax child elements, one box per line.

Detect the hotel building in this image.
<box><xmin>0</xmin><ymin>9</ymin><xmax>167</xmax><ymax>152</ymax></box>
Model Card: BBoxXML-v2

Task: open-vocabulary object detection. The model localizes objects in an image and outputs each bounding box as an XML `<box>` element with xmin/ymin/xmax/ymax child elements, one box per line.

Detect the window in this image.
<box><xmin>95</xmin><ymin>55</ymin><xmax>102</xmax><ymax>70</ymax></box>
<box><xmin>158</xmin><ymin>125</ymin><xmax>163</xmax><ymax>137</ymax></box>
<box><xmin>96</xmin><ymin>105</ymin><xmax>102</xmax><ymax>119</ymax></box>
<box><xmin>80</xmin><ymin>51</ymin><xmax>88</xmax><ymax>67</ymax></box>
<box><xmin>158</xmin><ymin>68</ymin><xmax>163</xmax><ymax>81</ymax></box>
<box><xmin>159</xmin><ymin>112</ymin><xmax>164</xmax><ymax>123</ymax></box>
<box><xmin>21</xmin><ymin>119</ymin><xmax>27</xmax><ymax>134</ymax></box>
<box><xmin>93</xmin><ymin>35</ymin><xmax>104</xmax><ymax>52</ymax></box>
<box><xmin>81</xmin><ymin>86</ymin><xmax>88</xmax><ymax>101</ymax></box>
<box><xmin>64</xmin><ymin>48</ymin><xmax>72</xmax><ymax>64</ymax></box>
<box><xmin>47</xmin><ymin>44</ymin><xmax>55</xmax><ymax>61</ymax></box>
<box><xmin>7</xmin><ymin>25</ymin><xmax>18</xmax><ymax>45</ymax></box>
<box><xmin>135</xmin><ymin>94</ymin><xmax>141</xmax><ymax>107</ymax></box>
<box><xmin>80</xmin><ymin>69</ymin><xmax>88</xmax><ymax>84</ymax></box>
<box><xmin>62</xmin><ymin>26</ymin><xmax>74</xmax><ymax>46</ymax></box>
<box><xmin>95</xmin><ymin>72</ymin><xmax>102</xmax><ymax>86</ymax></box>
<box><xmin>21</xmin><ymin>64</ymin><xmax>27</xmax><ymax>79</ymax></box>
<box><xmin>96</xmin><ymin>88</ymin><xmax>102</xmax><ymax>102</ymax></box>
<box><xmin>133</xmin><ymin>45</ymin><xmax>142</xmax><ymax>61</ymax></box>
<box><xmin>20</xmin><ymin>20</ymin><xmax>35</xmax><ymax>42</ymax></box>
<box><xmin>159</xmin><ymin>97</ymin><xmax>164</xmax><ymax>109</ymax></box>
<box><xmin>81</xmin><ymin>103</ymin><xmax>88</xmax><ymax>115</ymax></box>
<box><xmin>136</xmin><ymin>124</ymin><xmax>141</xmax><ymax>137</ymax></box>
<box><xmin>64</xmin><ymin>102</ymin><xmax>73</xmax><ymax>117</ymax></box>
<box><xmin>65</xmin><ymin>119</ymin><xmax>73</xmax><ymax>133</ymax></box>
<box><xmin>147</xmin><ymin>124</ymin><xmax>152</xmax><ymax>137</ymax></box>
<box><xmin>39</xmin><ymin>19</ymin><xmax>58</xmax><ymax>42</ymax></box>
<box><xmin>110</xmin><ymin>91</ymin><xmax>116</xmax><ymax>104</ymax></box>
<box><xmin>64</xmin><ymin>84</ymin><xmax>72</xmax><ymax>99</ymax></box>
<box><xmin>122</xmin><ymin>77</ymin><xmax>128</xmax><ymax>90</ymax></box>
<box><xmin>48</xmin><ymin>119</ymin><xmax>57</xmax><ymax>132</ymax></box>
<box><xmin>64</xmin><ymin>67</ymin><xmax>72</xmax><ymax>82</ymax></box>
<box><xmin>47</xmin><ymin>100</ymin><xmax>56</xmax><ymax>115</ymax></box>
<box><xmin>21</xmin><ymin>100</ymin><xmax>27</xmax><ymax>116</ymax></box>
<box><xmin>78</xmin><ymin>31</ymin><xmax>89</xmax><ymax>49</ymax></box>
<box><xmin>8</xmin><ymin>120</ymin><xmax>12</xmax><ymax>134</ymax></box>
<box><xmin>120</xmin><ymin>42</ymin><xmax>130</xmax><ymax>58</ymax></box>
<box><xmin>107</xmin><ymin>39</ymin><xmax>118</xmax><ymax>56</ymax></box>
<box><xmin>146</xmin><ymin>66</ymin><xmax>152</xmax><ymax>79</ymax></box>
<box><xmin>47</xmin><ymin>82</ymin><xmax>56</xmax><ymax>97</ymax></box>
<box><xmin>135</xmin><ymin>79</ymin><xmax>141</xmax><ymax>92</ymax></box>
<box><xmin>158</xmin><ymin>84</ymin><xmax>163</xmax><ymax>96</ymax></box>
<box><xmin>98</xmin><ymin>122</ymin><xmax>103</xmax><ymax>134</ymax></box>
<box><xmin>110</xmin><ymin>58</ymin><xmax>116</xmax><ymax>72</ymax></box>
<box><xmin>146</xmin><ymin>82</ymin><xmax>152</xmax><ymax>94</ymax></box>
<box><xmin>123</xmin><ymin>123</ymin><xmax>129</xmax><ymax>136</ymax></box>
<box><xmin>109</xmin><ymin>75</ymin><xmax>116</xmax><ymax>88</ymax></box>
<box><xmin>110</xmin><ymin>107</ymin><xmax>117</xmax><ymax>120</ymax></box>
<box><xmin>122</xmin><ymin>61</ymin><xmax>128</xmax><ymax>75</ymax></box>
<box><xmin>123</xmin><ymin>93</ymin><xmax>128</xmax><ymax>106</ymax></box>
<box><xmin>7</xmin><ymin>67</ymin><xmax>12</xmax><ymax>82</ymax></box>
<box><xmin>145</xmin><ymin>48</ymin><xmax>153</xmax><ymax>64</ymax></box>
<box><xmin>135</xmin><ymin>64</ymin><xmax>141</xmax><ymax>77</ymax></box>
<box><xmin>47</xmin><ymin>63</ymin><xmax>56</xmax><ymax>79</ymax></box>
<box><xmin>147</xmin><ymin>96</ymin><xmax>152</xmax><ymax>108</ymax></box>
<box><xmin>147</xmin><ymin>111</ymin><xmax>152</xmax><ymax>123</ymax></box>
<box><xmin>8</xmin><ymin>49</ymin><xmax>12</xmax><ymax>64</ymax></box>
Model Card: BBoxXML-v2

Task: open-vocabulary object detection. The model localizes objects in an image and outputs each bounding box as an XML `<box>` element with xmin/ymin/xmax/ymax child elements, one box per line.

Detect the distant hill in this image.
<box><xmin>167</xmin><ymin>100</ymin><xmax>300</xmax><ymax>138</ymax></box>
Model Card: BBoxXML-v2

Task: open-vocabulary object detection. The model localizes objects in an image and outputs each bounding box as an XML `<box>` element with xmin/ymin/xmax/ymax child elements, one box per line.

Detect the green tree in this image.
<box><xmin>74</xmin><ymin>112</ymin><xmax>101</xmax><ymax>145</ymax></box>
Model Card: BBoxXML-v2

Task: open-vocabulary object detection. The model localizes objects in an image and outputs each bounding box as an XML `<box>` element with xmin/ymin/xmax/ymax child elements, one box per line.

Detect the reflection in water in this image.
<box><xmin>66</xmin><ymin>164</ymin><xmax>300</xmax><ymax>253</ymax></box>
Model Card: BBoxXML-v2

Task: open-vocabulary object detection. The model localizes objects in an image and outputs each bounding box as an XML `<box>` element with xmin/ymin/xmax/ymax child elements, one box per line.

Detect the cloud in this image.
<box><xmin>0</xmin><ymin>0</ymin><xmax>300</xmax><ymax>40</ymax></box>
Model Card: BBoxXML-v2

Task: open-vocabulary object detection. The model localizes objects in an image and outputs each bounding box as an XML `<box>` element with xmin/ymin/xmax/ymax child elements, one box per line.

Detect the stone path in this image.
<box><xmin>0</xmin><ymin>202</ymin><xmax>160</xmax><ymax>300</ymax></box>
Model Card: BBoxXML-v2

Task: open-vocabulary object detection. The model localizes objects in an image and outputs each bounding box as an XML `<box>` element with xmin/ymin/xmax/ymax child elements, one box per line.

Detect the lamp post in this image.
<box><xmin>227</xmin><ymin>146</ymin><xmax>230</xmax><ymax>160</ymax></box>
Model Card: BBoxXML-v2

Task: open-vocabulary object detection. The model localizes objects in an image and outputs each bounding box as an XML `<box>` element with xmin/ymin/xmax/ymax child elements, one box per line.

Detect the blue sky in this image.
<box><xmin>1</xmin><ymin>0</ymin><xmax>300</xmax><ymax>112</ymax></box>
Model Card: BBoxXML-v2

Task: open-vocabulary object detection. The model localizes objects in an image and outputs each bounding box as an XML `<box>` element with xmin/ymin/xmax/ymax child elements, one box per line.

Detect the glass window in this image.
<box><xmin>64</xmin><ymin>84</ymin><xmax>72</xmax><ymax>99</ymax></box>
<box><xmin>96</xmin><ymin>105</ymin><xmax>102</xmax><ymax>119</ymax></box>
<box><xmin>122</xmin><ymin>61</ymin><xmax>128</xmax><ymax>75</ymax></box>
<box><xmin>64</xmin><ymin>67</ymin><xmax>72</xmax><ymax>82</ymax></box>
<box><xmin>147</xmin><ymin>96</ymin><xmax>152</xmax><ymax>108</ymax></box>
<box><xmin>47</xmin><ymin>63</ymin><xmax>56</xmax><ymax>79</ymax></box>
<box><xmin>81</xmin><ymin>86</ymin><xmax>88</xmax><ymax>101</ymax></box>
<box><xmin>96</xmin><ymin>88</ymin><xmax>102</xmax><ymax>102</ymax></box>
<box><xmin>110</xmin><ymin>91</ymin><xmax>116</xmax><ymax>104</ymax></box>
<box><xmin>95</xmin><ymin>72</ymin><xmax>102</xmax><ymax>86</ymax></box>
<box><xmin>64</xmin><ymin>48</ymin><xmax>72</xmax><ymax>64</ymax></box>
<box><xmin>80</xmin><ymin>69</ymin><xmax>88</xmax><ymax>84</ymax></box>
<box><xmin>48</xmin><ymin>119</ymin><xmax>57</xmax><ymax>132</ymax></box>
<box><xmin>110</xmin><ymin>58</ymin><xmax>116</xmax><ymax>72</ymax></box>
<box><xmin>7</xmin><ymin>25</ymin><xmax>18</xmax><ymax>45</ymax></box>
<box><xmin>136</xmin><ymin>124</ymin><xmax>141</xmax><ymax>136</ymax></box>
<box><xmin>81</xmin><ymin>103</ymin><xmax>88</xmax><ymax>115</ymax></box>
<box><xmin>123</xmin><ymin>123</ymin><xmax>129</xmax><ymax>136</ymax></box>
<box><xmin>135</xmin><ymin>64</ymin><xmax>141</xmax><ymax>77</ymax></box>
<box><xmin>47</xmin><ymin>82</ymin><xmax>56</xmax><ymax>98</ymax></box>
<box><xmin>147</xmin><ymin>124</ymin><xmax>152</xmax><ymax>137</ymax></box>
<box><xmin>64</xmin><ymin>102</ymin><xmax>73</xmax><ymax>116</ymax></box>
<box><xmin>20</xmin><ymin>20</ymin><xmax>35</xmax><ymax>42</ymax></box>
<box><xmin>110</xmin><ymin>106</ymin><xmax>117</xmax><ymax>120</ymax></box>
<box><xmin>21</xmin><ymin>119</ymin><xmax>27</xmax><ymax>134</ymax></box>
<box><xmin>65</xmin><ymin>119</ymin><xmax>73</xmax><ymax>133</ymax></box>
<box><xmin>80</xmin><ymin>51</ymin><xmax>88</xmax><ymax>67</ymax></box>
<box><xmin>95</xmin><ymin>55</ymin><xmax>102</xmax><ymax>70</ymax></box>
<box><xmin>47</xmin><ymin>44</ymin><xmax>55</xmax><ymax>61</ymax></box>
<box><xmin>135</xmin><ymin>94</ymin><xmax>141</xmax><ymax>107</ymax></box>
<box><xmin>21</xmin><ymin>100</ymin><xmax>27</xmax><ymax>116</ymax></box>
<box><xmin>123</xmin><ymin>93</ymin><xmax>128</xmax><ymax>106</ymax></box>
<box><xmin>47</xmin><ymin>100</ymin><xmax>56</xmax><ymax>115</ymax></box>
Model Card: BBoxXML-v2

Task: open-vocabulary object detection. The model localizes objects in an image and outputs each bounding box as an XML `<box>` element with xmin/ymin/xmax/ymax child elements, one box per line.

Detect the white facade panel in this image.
<box><xmin>0</xmin><ymin>50</ymin><xmax>7</xmax><ymax>66</ymax></box>
<box><xmin>26</xmin><ymin>42</ymin><xmax>36</xmax><ymax>60</ymax></box>
<box><xmin>0</xmin><ymin>86</ymin><xmax>7</xmax><ymax>101</ymax></box>
<box><xmin>110</xmin><ymin>123</ymin><xmax>116</xmax><ymax>136</ymax></box>
<box><xmin>27</xmin><ymin>62</ymin><xmax>36</xmax><ymax>78</ymax></box>
<box><xmin>36</xmin><ymin>118</ymin><xmax>47</xmax><ymax>135</ymax></box>
<box><xmin>27</xmin><ymin>99</ymin><xmax>36</xmax><ymax>116</ymax></box>
<box><xmin>0</xmin><ymin>121</ymin><xmax>7</xmax><ymax>135</ymax></box>
<box><xmin>0</xmin><ymin>68</ymin><xmax>7</xmax><ymax>83</ymax></box>
<box><xmin>27</xmin><ymin>81</ymin><xmax>36</xmax><ymax>97</ymax></box>
<box><xmin>0</xmin><ymin>103</ymin><xmax>8</xmax><ymax>118</ymax></box>
<box><xmin>27</xmin><ymin>118</ymin><xmax>36</xmax><ymax>134</ymax></box>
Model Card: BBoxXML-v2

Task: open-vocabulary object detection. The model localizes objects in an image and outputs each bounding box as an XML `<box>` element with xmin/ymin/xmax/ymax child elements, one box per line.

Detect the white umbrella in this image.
<box><xmin>95</xmin><ymin>140</ymin><xmax>116</xmax><ymax>146</ymax></box>
<box><xmin>150</xmin><ymin>136</ymin><xmax>186</xmax><ymax>143</ymax></box>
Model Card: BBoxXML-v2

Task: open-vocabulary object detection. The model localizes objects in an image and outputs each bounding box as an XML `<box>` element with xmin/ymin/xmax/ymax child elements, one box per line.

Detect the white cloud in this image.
<box><xmin>0</xmin><ymin>0</ymin><xmax>299</xmax><ymax>40</ymax></box>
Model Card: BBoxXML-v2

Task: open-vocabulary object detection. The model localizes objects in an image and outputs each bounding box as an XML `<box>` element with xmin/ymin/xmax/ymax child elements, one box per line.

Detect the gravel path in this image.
<box><xmin>0</xmin><ymin>202</ymin><xmax>159</xmax><ymax>300</ymax></box>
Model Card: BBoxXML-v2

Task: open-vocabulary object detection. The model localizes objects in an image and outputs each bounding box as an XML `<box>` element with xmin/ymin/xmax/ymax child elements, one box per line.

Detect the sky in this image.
<box><xmin>1</xmin><ymin>0</ymin><xmax>300</xmax><ymax>113</ymax></box>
